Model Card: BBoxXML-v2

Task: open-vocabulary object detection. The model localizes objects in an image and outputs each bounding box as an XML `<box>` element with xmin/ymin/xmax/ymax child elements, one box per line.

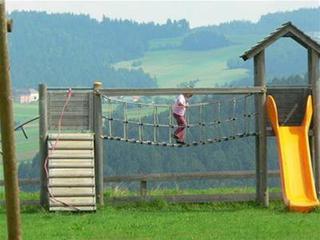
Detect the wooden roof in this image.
<box><xmin>241</xmin><ymin>22</ymin><xmax>320</xmax><ymax>61</ymax></box>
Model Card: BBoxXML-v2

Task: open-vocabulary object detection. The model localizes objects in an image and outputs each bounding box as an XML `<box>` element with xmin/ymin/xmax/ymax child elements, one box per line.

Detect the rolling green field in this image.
<box><xmin>113</xmin><ymin>34</ymin><xmax>264</xmax><ymax>88</ymax></box>
<box><xmin>1</xmin><ymin>200</ymin><xmax>320</xmax><ymax>240</ymax></box>
<box><xmin>114</xmin><ymin>46</ymin><xmax>249</xmax><ymax>88</ymax></box>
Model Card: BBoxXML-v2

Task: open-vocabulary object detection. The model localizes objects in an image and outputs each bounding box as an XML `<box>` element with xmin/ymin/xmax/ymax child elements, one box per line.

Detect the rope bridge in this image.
<box><xmin>101</xmin><ymin>94</ymin><xmax>258</xmax><ymax>147</ymax></box>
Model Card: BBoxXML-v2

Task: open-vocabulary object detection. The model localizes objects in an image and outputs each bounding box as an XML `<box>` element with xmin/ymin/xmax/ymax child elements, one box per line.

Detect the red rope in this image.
<box><xmin>43</xmin><ymin>88</ymin><xmax>80</xmax><ymax>211</ymax></box>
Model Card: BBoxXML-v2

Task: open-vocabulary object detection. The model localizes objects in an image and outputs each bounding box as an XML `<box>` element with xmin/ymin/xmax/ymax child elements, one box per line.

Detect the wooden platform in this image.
<box><xmin>47</xmin><ymin>133</ymin><xmax>96</xmax><ymax>211</ymax></box>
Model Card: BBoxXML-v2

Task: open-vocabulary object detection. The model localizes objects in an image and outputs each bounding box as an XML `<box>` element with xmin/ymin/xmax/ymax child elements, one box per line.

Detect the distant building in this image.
<box><xmin>15</xmin><ymin>89</ymin><xmax>39</xmax><ymax>104</ymax></box>
<box><xmin>132</xmin><ymin>96</ymin><xmax>140</xmax><ymax>102</ymax></box>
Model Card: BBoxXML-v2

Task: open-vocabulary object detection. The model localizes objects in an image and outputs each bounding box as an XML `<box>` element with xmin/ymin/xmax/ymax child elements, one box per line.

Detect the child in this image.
<box><xmin>172</xmin><ymin>93</ymin><xmax>193</xmax><ymax>144</ymax></box>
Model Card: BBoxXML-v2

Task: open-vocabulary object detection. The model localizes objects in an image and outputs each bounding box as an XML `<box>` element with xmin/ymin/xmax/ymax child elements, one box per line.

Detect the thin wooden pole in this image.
<box><xmin>309</xmin><ymin>48</ymin><xmax>320</xmax><ymax>196</ymax></box>
<box><xmin>254</xmin><ymin>50</ymin><xmax>269</xmax><ymax>207</ymax></box>
<box><xmin>140</xmin><ymin>180</ymin><xmax>147</xmax><ymax>198</ymax></box>
<box><xmin>0</xmin><ymin>1</ymin><xmax>22</xmax><ymax>239</ymax></box>
<box><xmin>39</xmin><ymin>84</ymin><xmax>48</xmax><ymax>208</ymax></box>
<box><xmin>93</xmin><ymin>81</ymin><xmax>104</xmax><ymax>206</ymax></box>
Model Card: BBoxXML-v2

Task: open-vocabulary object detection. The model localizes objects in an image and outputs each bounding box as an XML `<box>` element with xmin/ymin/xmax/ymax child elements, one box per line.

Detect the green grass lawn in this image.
<box><xmin>1</xmin><ymin>199</ymin><xmax>320</xmax><ymax>240</ymax></box>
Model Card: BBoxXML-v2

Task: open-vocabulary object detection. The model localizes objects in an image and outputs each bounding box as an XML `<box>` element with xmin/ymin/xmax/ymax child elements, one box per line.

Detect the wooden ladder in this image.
<box><xmin>47</xmin><ymin>133</ymin><xmax>96</xmax><ymax>211</ymax></box>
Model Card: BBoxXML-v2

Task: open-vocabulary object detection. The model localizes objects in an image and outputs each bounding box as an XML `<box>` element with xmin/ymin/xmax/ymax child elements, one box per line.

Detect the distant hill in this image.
<box><xmin>7</xmin><ymin>8</ymin><xmax>320</xmax><ymax>89</ymax></box>
<box><xmin>8</xmin><ymin>11</ymin><xmax>189</xmax><ymax>88</ymax></box>
<box><xmin>199</xmin><ymin>7</ymin><xmax>320</xmax><ymax>35</ymax></box>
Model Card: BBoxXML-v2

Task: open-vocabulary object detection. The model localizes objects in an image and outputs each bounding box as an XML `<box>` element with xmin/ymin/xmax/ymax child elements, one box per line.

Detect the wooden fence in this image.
<box><xmin>0</xmin><ymin>170</ymin><xmax>281</xmax><ymax>205</ymax></box>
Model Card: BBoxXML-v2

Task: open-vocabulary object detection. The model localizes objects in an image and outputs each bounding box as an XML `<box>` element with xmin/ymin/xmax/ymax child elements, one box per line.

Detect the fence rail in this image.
<box><xmin>0</xmin><ymin>170</ymin><xmax>281</xmax><ymax>205</ymax></box>
<box><xmin>99</xmin><ymin>87</ymin><xmax>265</xmax><ymax>96</ymax></box>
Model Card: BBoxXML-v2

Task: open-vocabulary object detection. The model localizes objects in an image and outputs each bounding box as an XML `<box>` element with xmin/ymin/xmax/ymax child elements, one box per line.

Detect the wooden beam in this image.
<box><xmin>0</xmin><ymin>1</ymin><xmax>22</xmax><ymax>239</ymax></box>
<box><xmin>0</xmin><ymin>192</ymin><xmax>282</xmax><ymax>206</ymax></box>
<box><xmin>140</xmin><ymin>180</ymin><xmax>147</xmax><ymax>197</ymax></box>
<box><xmin>254</xmin><ymin>50</ymin><xmax>269</xmax><ymax>207</ymax></box>
<box><xmin>104</xmin><ymin>170</ymin><xmax>279</xmax><ymax>182</ymax></box>
<box><xmin>0</xmin><ymin>171</ymin><xmax>280</xmax><ymax>187</ymax></box>
<box><xmin>93</xmin><ymin>82</ymin><xmax>104</xmax><ymax>206</ymax></box>
<box><xmin>39</xmin><ymin>84</ymin><xmax>49</xmax><ymax>209</ymax></box>
<box><xmin>109</xmin><ymin>192</ymin><xmax>282</xmax><ymax>204</ymax></box>
<box><xmin>309</xmin><ymin>49</ymin><xmax>320</xmax><ymax>196</ymax></box>
<box><xmin>241</xmin><ymin>27</ymin><xmax>290</xmax><ymax>60</ymax></box>
<box><xmin>99</xmin><ymin>87</ymin><xmax>265</xmax><ymax>96</ymax></box>
<box><xmin>6</xmin><ymin>18</ymin><xmax>12</xmax><ymax>32</ymax></box>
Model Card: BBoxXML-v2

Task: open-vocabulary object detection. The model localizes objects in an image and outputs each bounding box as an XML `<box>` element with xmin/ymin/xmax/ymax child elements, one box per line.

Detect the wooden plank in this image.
<box><xmin>48</xmin><ymin>118</ymin><xmax>89</xmax><ymax>130</ymax></box>
<box><xmin>49</xmin><ymin>126</ymin><xmax>90</xmax><ymax>131</ymax></box>
<box><xmin>88</xmin><ymin>92</ymin><xmax>94</xmax><ymax>131</ymax></box>
<box><xmin>254</xmin><ymin>50</ymin><xmax>268</xmax><ymax>207</ymax></box>
<box><xmin>49</xmin><ymin>168</ymin><xmax>95</xmax><ymax>178</ymax></box>
<box><xmin>99</xmin><ymin>87</ymin><xmax>265</xmax><ymax>96</ymax></box>
<box><xmin>48</xmin><ymin>150</ymin><xmax>94</xmax><ymax>159</ymax></box>
<box><xmin>0</xmin><ymin>193</ymin><xmax>282</xmax><ymax>207</ymax></box>
<box><xmin>309</xmin><ymin>49</ymin><xmax>320</xmax><ymax>196</ymax></box>
<box><xmin>0</xmin><ymin>170</ymin><xmax>280</xmax><ymax>188</ymax></box>
<box><xmin>49</xmin><ymin>187</ymin><xmax>95</xmax><ymax>196</ymax></box>
<box><xmin>140</xmin><ymin>180</ymin><xmax>147</xmax><ymax>197</ymax></box>
<box><xmin>93</xmin><ymin>82</ymin><xmax>104</xmax><ymax>206</ymax></box>
<box><xmin>48</xmin><ymin>140</ymin><xmax>94</xmax><ymax>150</ymax></box>
<box><xmin>48</xmin><ymin>177</ymin><xmax>95</xmax><ymax>187</ymax></box>
<box><xmin>48</xmin><ymin>92</ymin><xmax>90</xmax><ymax>101</ymax></box>
<box><xmin>49</xmin><ymin>196</ymin><xmax>95</xmax><ymax>206</ymax></box>
<box><xmin>48</xmin><ymin>105</ymin><xmax>90</xmax><ymax>111</ymax></box>
<box><xmin>39</xmin><ymin>84</ymin><xmax>49</xmax><ymax>208</ymax></box>
<box><xmin>49</xmin><ymin>159</ymin><xmax>94</xmax><ymax>168</ymax></box>
<box><xmin>267</xmin><ymin>87</ymin><xmax>311</xmax><ymax>126</ymax></box>
<box><xmin>48</xmin><ymin>133</ymin><xmax>94</xmax><ymax>140</ymax></box>
<box><xmin>48</xmin><ymin>95</ymin><xmax>90</xmax><ymax>102</ymax></box>
<box><xmin>49</xmin><ymin>112</ymin><xmax>89</xmax><ymax>117</ymax></box>
<box><xmin>48</xmin><ymin>115</ymin><xmax>89</xmax><ymax>122</ymax></box>
<box><xmin>104</xmin><ymin>170</ymin><xmax>280</xmax><ymax>182</ymax></box>
<box><xmin>110</xmin><ymin>192</ymin><xmax>282</xmax><ymax>204</ymax></box>
<box><xmin>50</xmin><ymin>206</ymin><xmax>96</xmax><ymax>211</ymax></box>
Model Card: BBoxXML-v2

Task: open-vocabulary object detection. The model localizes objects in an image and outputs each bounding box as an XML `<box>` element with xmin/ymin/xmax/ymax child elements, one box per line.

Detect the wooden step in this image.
<box><xmin>49</xmin><ymin>196</ymin><xmax>95</xmax><ymax>206</ymax></box>
<box><xmin>48</xmin><ymin>140</ymin><xmax>94</xmax><ymax>150</ymax></box>
<box><xmin>48</xmin><ymin>149</ymin><xmax>94</xmax><ymax>159</ymax></box>
<box><xmin>49</xmin><ymin>168</ymin><xmax>95</xmax><ymax>178</ymax></box>
<box><xmin>49</xmin><ymin>159</ymin><xmax>94</xmax><ymax>168</ymax></box>
<box><xmin>48</xmin><ymin>177</ymin><xmax>95</xmax><ymax>187</ymax></box>
<box><xmin>48</xmin><ymin>133</ymin><xmax>94</xmax><ymax>141</ymax></box>
<box><xmin>49</xmin><ymin>187</ymin><xmax>95</xmax><ymax>197</ymax></box>
<box><xmin>50</xmin><ymin>206</ymin><xmax>96</xmax><ymax>211</ymax></box>
<box><xmin>47</xmin><ymin>133</ymin><xmax>96</xmax><ymax>212</ymax></box>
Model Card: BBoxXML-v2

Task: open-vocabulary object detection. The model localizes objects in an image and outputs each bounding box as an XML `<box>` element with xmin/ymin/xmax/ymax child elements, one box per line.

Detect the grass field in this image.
<box><xmin>1</xmin><ymin>199</ymin><xmax>320</xmax><ymax>240</ymax></box>
<box><xmin>113</xmin><ymin>34</ymin><xmax>266</xmax><ymax>88</ymax></box>
<box><xmin>114</xmin><ymin>45</ymin><xmax>249</xmax><ymax>88</ymax></box>
<box><xmin>13</xmin><ymin>102</ymin><xmax>39</xmax><ymax>161</ymax></box>
<box><xmin>0</xmin><ymin>102</ymin><xmax>39</xmax><ymax>181</ymax></box>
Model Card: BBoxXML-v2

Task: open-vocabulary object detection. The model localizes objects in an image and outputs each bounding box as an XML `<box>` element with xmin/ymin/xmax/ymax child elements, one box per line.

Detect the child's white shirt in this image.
<box><xmin>173</xmin><ymin>94</ymin><xmax>187</xmax><ymax>116</ymax></box>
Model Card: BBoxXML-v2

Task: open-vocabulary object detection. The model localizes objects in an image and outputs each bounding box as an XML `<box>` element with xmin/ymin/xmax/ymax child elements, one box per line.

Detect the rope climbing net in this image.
<box><xmin>101</xmin><ymin>93</ymin><xmax>258</xmax><ymax>147</ymax></box>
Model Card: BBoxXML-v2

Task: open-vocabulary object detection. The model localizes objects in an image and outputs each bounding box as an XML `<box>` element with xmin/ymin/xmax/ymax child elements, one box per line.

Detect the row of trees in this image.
<box><xmin>9</xmin><ymin>12</ymin><xmax>190</xmax><ymax>89</ymax></box>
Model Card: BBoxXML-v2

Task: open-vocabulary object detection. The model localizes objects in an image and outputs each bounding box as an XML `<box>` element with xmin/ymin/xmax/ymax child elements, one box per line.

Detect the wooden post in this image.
<box><xmin>309</xmin><ymin>48</ymin><xmax>320</xmax><ymax>196</ymax></box>
<box><xmin>39</xmin><ymin>84</ymin><xmax>48</xmax><ymax>208</ymax></box>
<box><xmin>0</xmin><ymin>1</ymin><xmax>22</xmax><ymax>239</ymax></box>
<box><xmin>140</xmin><ymin>180</ymin><xmax>147</xmax><ymax>198</ymax></box>
<box><xmin>93</xmin><ymin>81</ymin><xmax>104</xmax><ymax>206</ymax></box>
<box><xmin>254</xmin><ymin>50</ymin><xmax>269</xmax><ymax>207</ymax></box>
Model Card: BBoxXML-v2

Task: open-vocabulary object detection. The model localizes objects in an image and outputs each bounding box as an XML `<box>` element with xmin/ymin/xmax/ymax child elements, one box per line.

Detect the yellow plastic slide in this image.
<box><xmin>267</xmin><ymin>95</ymin><xmax>319</xmax><ymax>212</ymax></box>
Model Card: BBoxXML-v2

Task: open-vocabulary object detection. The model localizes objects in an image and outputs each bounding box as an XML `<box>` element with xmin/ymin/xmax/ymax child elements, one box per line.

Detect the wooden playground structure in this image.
<box><xmin>0</xmin><ymin>0</ymin><xmax>319</xmax><ymax>236</ymax></box>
